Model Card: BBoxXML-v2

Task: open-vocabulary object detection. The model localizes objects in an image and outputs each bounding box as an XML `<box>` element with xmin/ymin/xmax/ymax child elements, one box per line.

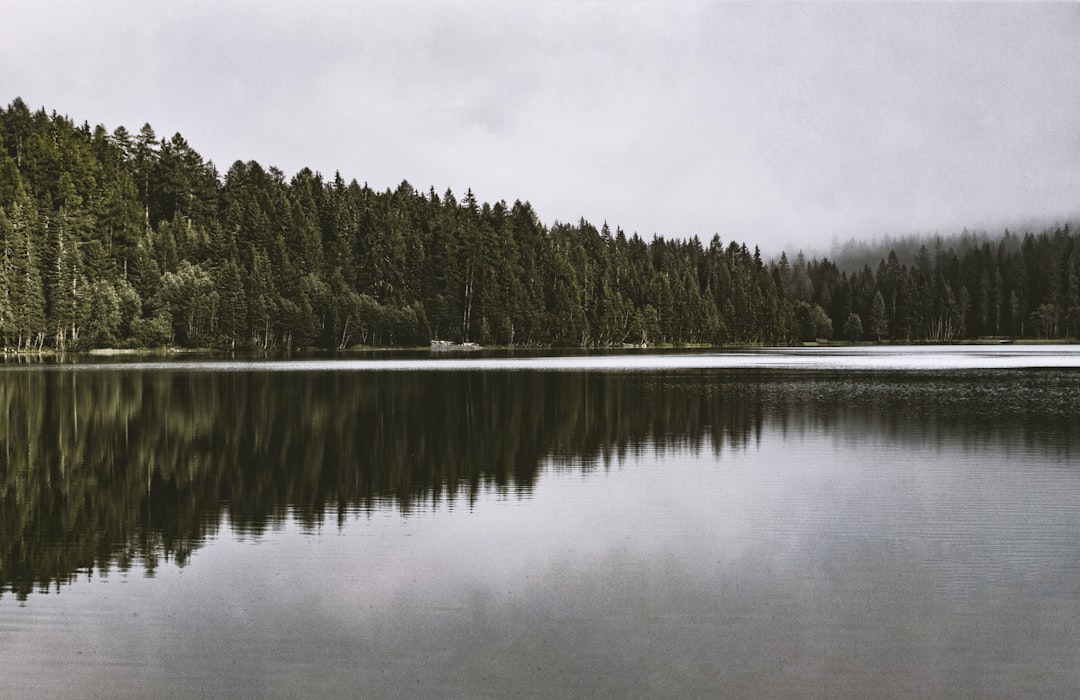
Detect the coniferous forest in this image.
<box><xmin>0</xmin><ymin>98</ymin><xmax>1077</xmax><ymax>352</ymax></box>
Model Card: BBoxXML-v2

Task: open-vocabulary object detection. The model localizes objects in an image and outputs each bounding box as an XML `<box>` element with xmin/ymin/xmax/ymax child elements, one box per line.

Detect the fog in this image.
<box><xmin>3</xmin><ymin>1</ymin><xmax>1078</xmax><ymax>252</ymax></box>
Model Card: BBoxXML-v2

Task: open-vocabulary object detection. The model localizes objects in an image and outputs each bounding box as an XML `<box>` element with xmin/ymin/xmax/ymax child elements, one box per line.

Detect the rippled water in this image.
<box><xmin>0</xmin><ymin>347</ymin><xmax>1077</xmax><ymax>698</ymax></box>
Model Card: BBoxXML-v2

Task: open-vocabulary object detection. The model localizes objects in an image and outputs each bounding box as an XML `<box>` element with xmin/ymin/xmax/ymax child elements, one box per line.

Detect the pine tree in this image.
<box><xmin>868</xmin><ymin>290</ymin><xmax>888</xmax><ymax>341</ymax></box>
<box><xmin>3</xmin><ymin>189</ymin><xmax>46</xmax><ymax>349</ymax></box>
<box><xmin>842</xmin><ymin>312</ymin><xmax>864</xmax><ymax>341</ymax></box>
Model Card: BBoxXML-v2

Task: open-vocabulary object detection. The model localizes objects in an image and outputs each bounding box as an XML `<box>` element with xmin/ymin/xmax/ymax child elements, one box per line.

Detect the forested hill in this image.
<box><xmin>0</xmin><ymin>98</ymin><xmax>1077</xmax><ymax>351</ymax></box>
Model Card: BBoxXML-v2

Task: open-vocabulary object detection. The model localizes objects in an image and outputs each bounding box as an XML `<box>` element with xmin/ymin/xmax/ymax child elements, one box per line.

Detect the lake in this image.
<box><xmin>1</xmin><ymin>346</ymin><xmax>1078</xmax><ymax>698</ymax></box>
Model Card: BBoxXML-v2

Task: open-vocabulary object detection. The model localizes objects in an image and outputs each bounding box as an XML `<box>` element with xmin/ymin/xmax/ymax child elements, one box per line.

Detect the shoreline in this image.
<box><xmin>1</xmin><ymin>337</ymin><xmax>1076</xmax><ymax>359</ymax></box>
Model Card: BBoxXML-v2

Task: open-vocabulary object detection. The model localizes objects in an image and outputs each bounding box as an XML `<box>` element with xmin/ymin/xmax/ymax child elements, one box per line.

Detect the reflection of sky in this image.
<box><xmin>3</xmin><ymin>429</ymin><xmax>1078</xmax><ymax>697</ymax></box>
<box><xmin>27</xmin><ymin>345</ymin><xmax>1080</xmax><ymax>374</ymax></box>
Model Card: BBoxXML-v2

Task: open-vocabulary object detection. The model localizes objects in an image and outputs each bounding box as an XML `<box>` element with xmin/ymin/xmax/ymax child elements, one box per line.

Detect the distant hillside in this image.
<box><xmin>827</xmin><ymin>227</ymin><xmax>1057</xmax><ymax>273</ymax></box>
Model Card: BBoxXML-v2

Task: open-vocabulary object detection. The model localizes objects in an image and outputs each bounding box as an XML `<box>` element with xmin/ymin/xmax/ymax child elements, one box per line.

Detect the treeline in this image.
<box><xmin>1</xmin><ymin>97</ymin><xmax>1077</xmax><ymax>350</ymax></box>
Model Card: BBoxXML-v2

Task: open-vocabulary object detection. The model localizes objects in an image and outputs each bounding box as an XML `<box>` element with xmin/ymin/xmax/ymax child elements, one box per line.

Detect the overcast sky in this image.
<box><xmin>3</xmin><ymin>1</ymin><xmax>1078</xmax><ymax>253</ymax></box>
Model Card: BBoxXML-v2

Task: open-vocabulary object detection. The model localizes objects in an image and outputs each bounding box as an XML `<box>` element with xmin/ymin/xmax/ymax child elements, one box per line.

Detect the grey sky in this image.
<box><xmin>3</xmin><ymin>1</ymin><xmax>1078</xmax><ymax>253</ymax></box>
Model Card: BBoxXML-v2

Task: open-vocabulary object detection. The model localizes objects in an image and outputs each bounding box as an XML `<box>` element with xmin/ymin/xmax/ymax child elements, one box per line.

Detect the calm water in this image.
<box><xmin>0</xmin><ymin>347</ymin><xmax>1078</xmax><ymax>698</ymax></box>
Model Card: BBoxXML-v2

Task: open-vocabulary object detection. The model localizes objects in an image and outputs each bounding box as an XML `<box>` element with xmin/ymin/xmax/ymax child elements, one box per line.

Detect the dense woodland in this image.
<box><xmin>0</xmin><ymin>97</ymin><xmax>1077</xmax><ymax>351</ymax></box>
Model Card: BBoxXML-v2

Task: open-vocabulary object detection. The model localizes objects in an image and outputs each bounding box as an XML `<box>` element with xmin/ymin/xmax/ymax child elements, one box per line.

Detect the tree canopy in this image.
<box><xmin>1</xmin><ymin>98</ymin><xmax>1077</xmax><ymax>350</ymax></box>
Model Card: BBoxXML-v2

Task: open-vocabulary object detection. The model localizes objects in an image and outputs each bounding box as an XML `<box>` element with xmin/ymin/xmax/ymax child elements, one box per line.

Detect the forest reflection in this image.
<box><xmin>1</xmin><ymin>364</ymin><xmax>1076</xmax><ymax>598</ymax></box>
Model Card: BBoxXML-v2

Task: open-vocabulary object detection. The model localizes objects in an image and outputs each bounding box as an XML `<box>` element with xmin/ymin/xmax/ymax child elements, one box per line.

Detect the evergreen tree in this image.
<box><xmin>2</xmin><ymin>188</ymin><xmax>46</xmax><ymax>349</ymax></box>
<box><xmin>842</xmin><ymin>312</ymin><xmax>864</xmax><ymax>341</ymax></box>
<box><xmin>868</xmin><ymin>291</ymin><xmax>888</xmax><ymax>341</ymax></box>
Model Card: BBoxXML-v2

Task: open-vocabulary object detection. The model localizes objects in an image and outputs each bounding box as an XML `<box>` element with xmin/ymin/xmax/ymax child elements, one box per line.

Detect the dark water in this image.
<box><xmin>1</xmin><ymin>350</ymin><xmax>1078</xmax><ymax>698</ymax></box>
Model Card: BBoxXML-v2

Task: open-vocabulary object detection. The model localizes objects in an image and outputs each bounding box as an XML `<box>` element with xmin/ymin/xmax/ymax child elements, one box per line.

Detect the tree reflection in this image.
<box><xmin>0</xmin><ymin>365</ymin><xmax>1076</xmax><ymax>598</ymax></box>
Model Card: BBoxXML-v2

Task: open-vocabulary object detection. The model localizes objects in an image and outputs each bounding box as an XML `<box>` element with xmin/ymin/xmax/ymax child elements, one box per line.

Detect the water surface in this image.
<box><xmin>1</xmin><ymin>347</ymin><xmax>1077</xmax><ymax>697</ymax></box>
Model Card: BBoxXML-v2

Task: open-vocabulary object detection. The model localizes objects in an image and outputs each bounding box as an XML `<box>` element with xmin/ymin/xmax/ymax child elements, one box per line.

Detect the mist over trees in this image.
<box><xmin>1</xmin><ymin>98</ymin><xmax>1077</xmax><ymax>350</ymax></box>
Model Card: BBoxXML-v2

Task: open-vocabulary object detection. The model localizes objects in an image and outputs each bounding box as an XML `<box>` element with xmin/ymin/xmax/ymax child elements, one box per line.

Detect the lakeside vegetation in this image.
<box><xmin>1</xmin><ymin>97</ymin><xmax>1078</xmax><ymax>351</ymax></box>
